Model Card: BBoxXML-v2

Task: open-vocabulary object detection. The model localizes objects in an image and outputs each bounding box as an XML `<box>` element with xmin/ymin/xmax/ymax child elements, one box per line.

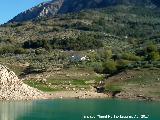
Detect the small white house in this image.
<box><xmin>70</xmin><ymin>55</ymin><xmax>89</xmax><ymax>62</ymax></box>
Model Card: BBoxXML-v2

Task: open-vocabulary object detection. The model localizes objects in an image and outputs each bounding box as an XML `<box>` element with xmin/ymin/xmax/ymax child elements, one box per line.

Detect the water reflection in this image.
<box><xmin>0</xmin><ymin>99</ymin><xmax>159</xmax><ymax>120</ymax></box>
<box><xmin>0</xmin><ymin>101</ymin><xmax>33</xmax><ymax>120</ymax></box>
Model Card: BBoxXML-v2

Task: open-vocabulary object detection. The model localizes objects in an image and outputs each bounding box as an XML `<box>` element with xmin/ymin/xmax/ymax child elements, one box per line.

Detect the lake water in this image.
<box><xmin>0</xmin><ymin>99</ymin><xmax>159</xmax><ymax>120</ymax></box>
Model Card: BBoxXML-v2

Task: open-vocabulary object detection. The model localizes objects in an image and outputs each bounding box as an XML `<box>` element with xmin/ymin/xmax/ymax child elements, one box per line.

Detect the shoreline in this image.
<box><xmin>41</xmin><ymin>91</ymin><xmax>160</xmax><ymax>102</ymax></box>
<box><xmin>0</xmin><ymin>90</ymin><xmax>159</xmax><ymax>102</ymax></box>
<box><xmin>43</xmin><ymin>91</ymin><xmax>160</xmax><ymax>102</ymax></box>
<box><xmin>44</xmin><ymin>91</ymin><xmax>110</xmax><ymax>100</ymax></box>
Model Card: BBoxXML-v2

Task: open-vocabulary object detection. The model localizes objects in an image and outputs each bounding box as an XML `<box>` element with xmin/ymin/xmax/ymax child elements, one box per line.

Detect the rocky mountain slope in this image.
<box><xmin>8</xmin><ymin>0</ymin><xmax>160</xmax><ymax>23</ymax></box>
<box><xmin>0</xmin><ymin>64</ymin><xmax>44</xmax><ymax>100</ymax></box>
<box><xmin>0</xmin><ymin>1</ymin><xmax>159</xmax><ymax>101</ymax></box>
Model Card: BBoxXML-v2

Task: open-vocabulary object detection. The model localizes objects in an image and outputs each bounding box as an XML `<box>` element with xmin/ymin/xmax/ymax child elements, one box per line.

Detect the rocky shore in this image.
<box><xmin>0</xmin><ymin>64</ymin><xmax>44</xmax><ymax>100</ymax></box>
<box><xmin>115</xmin><ymin>90</ymin><xmax>160</xmax><ymax>101</ymax></box>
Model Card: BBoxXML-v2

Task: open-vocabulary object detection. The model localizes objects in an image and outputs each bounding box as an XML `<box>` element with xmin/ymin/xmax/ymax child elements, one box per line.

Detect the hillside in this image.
<box><xmin>0</xmin><ymin>3</ymin><xmax>160</xmax><ymax>100</ymax></box>
<box><xmin>2</xmin><ymin>6</ymin><xmax>160</xmax><ymax>43</ymax></box>
<box><xmin>8</xmin><ymin>0</ymin><xmax>160</xmax><ymax>23</ymax></box>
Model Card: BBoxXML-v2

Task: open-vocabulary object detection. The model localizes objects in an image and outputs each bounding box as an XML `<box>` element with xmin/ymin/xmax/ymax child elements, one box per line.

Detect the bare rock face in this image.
<box><xmin>8</xmin><ymin>0</ymin><xmax>64</xmax><ymax>23</ymax></box>
<box><xmin>8</xmin><ymin>0</ymin><xmax>159</xmax><ymax>23</ymax></box>
<box><xmin>0</xmin><ymin>65</ymin><xmax>44</xmax><ymax>100</ymax></box>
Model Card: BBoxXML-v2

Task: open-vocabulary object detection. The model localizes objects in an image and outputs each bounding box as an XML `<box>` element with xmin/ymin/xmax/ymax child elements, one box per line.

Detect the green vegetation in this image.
<box><xmin>103</xmin><ymin>60</ymin><xmax>117</xmax><ymax>74</ymax></box>
<box><xmin>0</xmin><ymin>45</ymin><xmax>27</xmax><ymax>54</ymax></box>
<box><xmin>0</xmin><ymin>5</ymin><xmax>160</xmax><ymax>94</ymax></box>
<box><xmin>105</xmin><ymin>84</ymin><xmax>122</xmax><ymax>93</ymax></box>
<box><xmin>24</xmin><ymin>80</ymin><xmax>57</xmax><ymax>92</ymax></box>
<box><xmin>23</xmin><ymin>68</ymin><xmax>104</xmax><ymax>92</ymax></box>
<box><xmin>23</xmin><ymin>33</ymin><xmax>103</xmax><ymax>51</ymax></box>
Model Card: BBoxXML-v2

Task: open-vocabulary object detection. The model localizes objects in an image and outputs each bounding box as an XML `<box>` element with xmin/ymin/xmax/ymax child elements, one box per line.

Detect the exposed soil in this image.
<box><xmin>105</xmin><ymin>69</ymin><xmax>160</xmax><ymax>101</ymax></box>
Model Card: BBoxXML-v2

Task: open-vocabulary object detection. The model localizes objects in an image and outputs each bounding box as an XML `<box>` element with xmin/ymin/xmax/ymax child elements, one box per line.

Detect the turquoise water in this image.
<box><xmin>0</xmin><ymin>99</ymin><xmax>159</xmax><ymax>120</ymax></box>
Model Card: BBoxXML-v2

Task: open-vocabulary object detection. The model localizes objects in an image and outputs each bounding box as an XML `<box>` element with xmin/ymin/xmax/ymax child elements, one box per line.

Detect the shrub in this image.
<box><xmin>146</xmin><ymin>44</ymin><xmax>157</xmax><ymax>53</ymax></box>
<box><xmin>23</xmin><ymin>33</ymin><xmax>103</xmax><ymax>51</ymax></box>
<box><xmin>23</xmin><ymin>40</ymin><xmax>51</xmax><ymax>50</ymax></box>
<box><xmin>23</xmin><ymin>64</ymin><xmax>48</xmax><ymax>74</ymax></box>
<box><xmin>0</xmin><ymin>46</ymin><xmax>27</xmax><ymax>54</ymax></box>
<box><xmin>97</xmin><ymin>49</ymin><xmax>113</xmax><ymax>61</ymax></box>
<box><xmin>103</xmin><ymin>60</ymin><xmax>117</xmax><ymax>74</ymax></box>
<box><xmin>14</xmin><ymin>48</ymin><xmax>27</xmax><ymax>54</ymax></box>
<box><xmin>35</xmin><ymin>48</ymin><xmax>47</xmax><ymax>55</ymax></box>
<box><xmin>147</xmin><ymin>52</ymin><xmax>160</xmax><ymax>61</ymax></box>
<box><xmin>50</xmin><ymin>33</ymin><xmax>103</xmax><ymax>51</ymax></box>
<box><xmin>92</xmin><ymin>62</ymin><xmax>104</xmax><ymax>73</ymax></box>
<box><xmin>0</xmin><ymin>46</ymin><xmax>15</xmax><ymax>54</ymax></box>
<box><xmin>122</xmin><ymin>53</ymin><xmax>142</xmax><ymax>61</ymax></box>
<box><xmin>116</xmin><ymin>60</ymin><xmax>130</xmax><ymax>70</ymax></box>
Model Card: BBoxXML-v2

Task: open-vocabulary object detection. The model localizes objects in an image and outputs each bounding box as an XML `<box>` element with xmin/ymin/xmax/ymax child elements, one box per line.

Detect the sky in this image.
<box><xmin>0</xmin><ymin>0</ymin><xmax>48</xmax><ymax>24</ymax></box>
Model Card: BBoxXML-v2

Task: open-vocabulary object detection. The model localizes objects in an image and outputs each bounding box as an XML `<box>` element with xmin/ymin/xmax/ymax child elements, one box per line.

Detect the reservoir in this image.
<box><xmin>0</xmin><ymin>99</ymin><xmax>159</xmax><ymax>120</ymax></box>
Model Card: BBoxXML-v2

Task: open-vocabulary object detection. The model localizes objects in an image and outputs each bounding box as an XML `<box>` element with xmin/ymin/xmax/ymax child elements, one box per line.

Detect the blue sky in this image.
<box><xmin>0</xmin><ymin>0</ymin><xmax>48</xmax><ymax>24</ymax></box>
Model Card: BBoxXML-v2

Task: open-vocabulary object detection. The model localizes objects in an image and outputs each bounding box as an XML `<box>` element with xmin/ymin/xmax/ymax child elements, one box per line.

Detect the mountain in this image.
<box><xmin>8</xmin><ymin>0</ymin><xmax>160</xmax><ymax>23</ymax></box>
<box><xmin>1</xmin><ymin>0</ymin><xmax>160</xmax><ymax>101</ymax></box>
